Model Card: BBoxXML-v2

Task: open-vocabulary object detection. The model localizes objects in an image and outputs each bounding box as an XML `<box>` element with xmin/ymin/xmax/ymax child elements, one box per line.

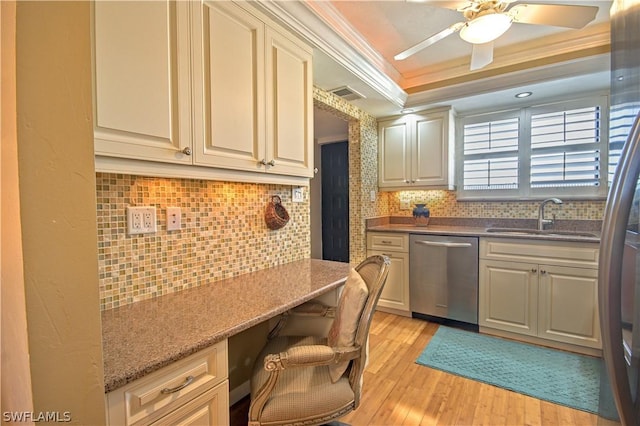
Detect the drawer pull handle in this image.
<box><xmin>161</xmin><ymin>375</ymin><xmax>194</xmax><ymax>394</ymax></box>
<box><xmin>415</xmin><ymin>241</ymin><xmax>472</xmax><ymax>248</ymax></box>
<box><xmin>381</xmin><ymin>240</ymin><xmax>393</xmax><ymax>244</ymax></box>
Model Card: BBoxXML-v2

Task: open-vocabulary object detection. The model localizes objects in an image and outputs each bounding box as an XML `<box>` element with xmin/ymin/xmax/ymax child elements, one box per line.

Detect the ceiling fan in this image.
<box><xmin>394</xmin><ymin>0</ymin><xmax>599</xmax><ymax>70</ymax></box>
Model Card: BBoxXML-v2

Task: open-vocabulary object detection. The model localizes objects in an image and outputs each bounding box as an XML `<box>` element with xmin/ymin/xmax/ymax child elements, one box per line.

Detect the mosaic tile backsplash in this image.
<box><xmin>388</xmin><ymin>190</ymin><xmax>605</xmax><ymax>220</ymax></box>
<box><xmin>96</xmin><ymin>173</ymin><xmax>310</xmax><ymax>310</ymax></box>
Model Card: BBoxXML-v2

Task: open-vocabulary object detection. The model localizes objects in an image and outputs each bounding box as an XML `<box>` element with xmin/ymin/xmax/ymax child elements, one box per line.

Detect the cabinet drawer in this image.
<box><xmin>480</xmin><ymin>238</ymin><xmax>599</xmax><ymax>268</ymax></box>
<box><xmin>367</xmin><ymin>232</ymin><xmax>408</xmax><ymax>252</ymax></box>
<box><xmin>150</xmin><ymin>380</ymin><xmax>229</xmax><ymax>426</ymax></box>
<box><xmin>106</xmin><ymin>340</ymin><xmax>228</xmax><ymax>426</ymax></box>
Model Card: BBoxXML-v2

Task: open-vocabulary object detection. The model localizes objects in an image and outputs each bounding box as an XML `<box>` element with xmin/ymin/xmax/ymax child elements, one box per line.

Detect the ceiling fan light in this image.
<box><xmin>459</xmin><ymin>13</ymin><xmax>512</xmax><ymax>44</ymax></box>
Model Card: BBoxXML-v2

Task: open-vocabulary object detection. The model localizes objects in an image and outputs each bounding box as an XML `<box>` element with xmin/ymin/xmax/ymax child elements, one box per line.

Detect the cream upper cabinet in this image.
<box><xmin>93</xmin><ymin>1</ymin><xmax>193</xmax><ymax>164</ymax></box>
<box><xmin>479</xmin><ymin>238</ymin><xmax>601</xmax><ymax>353</ymax></box>
<box><xmin>191</xmin><ymin>1</ymin><xmax>266</xmax><ymax>171</ymax></box>
<box><xmin>93</xmin><ymin>1</ymin><xmax>313</xmax><ymax>182</ymax></box>
<box><xmin>378</xmin><ymin>107</ymin><xmax>455</xmax><ymax>190</ymax></box>
<box><xmin>264</xmin><ymin>27</ymin><xmax>314</xmax><ymax>177</ymax></box>
<box><xmin>192</xmin><ymin>2</ymin><xmax>313</xmax><ymax>177</ymax></box>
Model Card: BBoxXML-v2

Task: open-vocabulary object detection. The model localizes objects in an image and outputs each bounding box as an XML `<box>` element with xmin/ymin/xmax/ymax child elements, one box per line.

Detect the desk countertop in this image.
<box><xmin>101</xmin><ymin>259</ymin><xmax>351</xmax><ymax>393</ymax></box>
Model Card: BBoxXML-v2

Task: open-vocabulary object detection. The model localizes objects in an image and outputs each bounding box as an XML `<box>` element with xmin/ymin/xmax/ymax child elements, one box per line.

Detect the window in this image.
<box><xmin>456</xmin><ymin>96</ymin><xmax>609</xmax><ymax>200</ymax></box>
<box><xmin>609</xmin><ymin>101</ymin><xmax>640</xmax><ymax>183</ymax></box>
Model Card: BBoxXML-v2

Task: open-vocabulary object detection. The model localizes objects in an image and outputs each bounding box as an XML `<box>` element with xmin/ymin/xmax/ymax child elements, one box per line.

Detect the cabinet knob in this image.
<box><xmin>404</xmin><ymin>179</ymin><xmax>410</xmax><ymax>184</ymax></box>
<box><xmin>180</xmin><ymin>147</ymin><xmax>192</xmax><ymax>156</ymax></box>
<box><xmin>540</xmin><ymin>270</ymin><xmax>547</xmax><ymax>275</ymax></box>
<box><xmin>531</xmin><ymin>268</ymin><xmax>537</xmax><ymax>273</ymax></box>
<box><xmin>259</xmin><ymin>159</ymin><xmax>276</xmax><ymax>167</ymax></box>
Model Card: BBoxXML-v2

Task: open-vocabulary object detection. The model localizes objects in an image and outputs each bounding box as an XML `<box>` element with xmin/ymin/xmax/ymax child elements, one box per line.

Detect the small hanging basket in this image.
<box><xmin>265</xmin><ymin>195</ymin><xmax>290</xmax><ymax>230</ymax></box>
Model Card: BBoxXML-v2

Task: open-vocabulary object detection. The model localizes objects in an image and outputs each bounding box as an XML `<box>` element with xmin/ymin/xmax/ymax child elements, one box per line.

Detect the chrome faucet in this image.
<box><xmin>538</xmin><ymin>198</ymin><xmax>563</xmax><ymax>230</ymax></box>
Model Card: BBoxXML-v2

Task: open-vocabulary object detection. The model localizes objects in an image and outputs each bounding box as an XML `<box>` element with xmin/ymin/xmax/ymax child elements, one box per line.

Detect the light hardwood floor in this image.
<box><xmin>232</xmin><ymin>311</ymin><xmax>622</xmax><ymax>426</ymax></box>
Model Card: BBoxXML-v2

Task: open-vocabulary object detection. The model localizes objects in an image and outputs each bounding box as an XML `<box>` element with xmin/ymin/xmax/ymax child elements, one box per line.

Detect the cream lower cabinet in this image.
<box><xmin>106</xmin><ymin>340</ymin><xmax>229</xmax><ymax>426</ymax></box>
<box><xmin>479</xmin><ymin>238</ymin><xmax>601</xmax><ymax>352</ymax></box>
<box><xmin>93</xmin><ymin>1</ymin><xmax>313</xmax><ymax>181</ymax></box>
<box><xmin>366</xmin><ymin>232</ymin><xmax>410</xmax><ymax>315</ymax></box>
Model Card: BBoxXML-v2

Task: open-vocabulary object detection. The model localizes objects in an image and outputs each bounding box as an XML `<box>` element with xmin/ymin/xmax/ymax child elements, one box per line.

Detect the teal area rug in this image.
<box><xmin>416</xmin><ymin>326</ymin><xmax>617</xmax><ymax>419</ymax></box>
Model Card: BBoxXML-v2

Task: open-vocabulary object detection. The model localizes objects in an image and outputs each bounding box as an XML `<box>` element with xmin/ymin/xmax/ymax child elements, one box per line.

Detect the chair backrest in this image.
<box><xmin>348</xmin><ymin>254</ymin><xmax>390</xmax><ymax>406</ymax></box>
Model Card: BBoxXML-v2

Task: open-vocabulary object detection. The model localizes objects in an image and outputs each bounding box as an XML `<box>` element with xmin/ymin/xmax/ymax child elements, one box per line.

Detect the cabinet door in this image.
<box><xmin>93</xmin><ymin>1</ymin><xmax>192</xmax><ymax>164</ymax></box>
<box><xmin>265</xmin><ymin>28</ymin><xmax>314</xmax><ymax>177</ymax></box>
<box><xmin>538</xmin><ymin>265</ymin><xmax>601</xmax><ymax>348</ymax></box>
<box><xmin>413</xmin><ymin>111</ymin><xmax>452</xmax><ymax>187</ymax></box>
<box><xmin>368</xmin><ymin>250</ymin><xmax>410</xmax><ymax>313</ymax></box>
<box><xmin>479</xmin><ymin>260</ymin><xmax>538</xmax><ymax>336</ymax></box>
<box><xmin>192</xmin><ymin>1</ymin><xmax>266</xmax><ymax>171</ymax></box>
<box><xmin>378</xmin><ymin>117</ymin><xmax>411</xmax><ymax>188</ymax></box>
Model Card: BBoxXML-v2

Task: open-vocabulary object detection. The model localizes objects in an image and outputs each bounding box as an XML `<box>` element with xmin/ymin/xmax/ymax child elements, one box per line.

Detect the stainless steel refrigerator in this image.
<box><xmin>599</xmin><ymin>1</ymin><xmax>640</xmax><ymax>425</ymax></box>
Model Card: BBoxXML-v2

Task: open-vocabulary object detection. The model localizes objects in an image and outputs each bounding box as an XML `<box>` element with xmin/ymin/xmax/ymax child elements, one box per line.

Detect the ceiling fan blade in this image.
<box><xmin>470</xmin><ymin>42</ymin><xmax>494</xmax><ymax>71</ymax></box>
<box><xmin>394</xmin><ymin>22</ymin><xmax>464</xmax><ymax>61</ymax></box>
<box><xmin>508</xmin><ymin>3</ymin><xmax>598</xmax><ymax>29</ymax></box>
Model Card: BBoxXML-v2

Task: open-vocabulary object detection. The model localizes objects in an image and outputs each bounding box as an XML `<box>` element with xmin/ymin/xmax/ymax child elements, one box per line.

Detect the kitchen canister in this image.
<box><xmin>413</xmin><ymin>203</ymin><xmax>430</xmax><ymax>226</ymax></box>
<box><xmin>265</xmin><ymin>195</ymin><xmax>290</xmax><ymax>230</ymax></box>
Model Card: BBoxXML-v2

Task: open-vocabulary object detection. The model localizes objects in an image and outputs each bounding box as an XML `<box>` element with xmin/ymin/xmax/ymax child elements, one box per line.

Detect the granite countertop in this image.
<box><xmin>101</xmin><ymin>258</ymin><xmax>351</xmax><ymax>393</ymax></box>
<box><xmin>366</xmin><ymin>217</ymin><xmax>601</xmax><ymax>243</ymax></box>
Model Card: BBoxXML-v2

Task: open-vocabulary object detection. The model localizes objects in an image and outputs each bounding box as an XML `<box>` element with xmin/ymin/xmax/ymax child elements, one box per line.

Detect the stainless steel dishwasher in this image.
<box><xmin>410</xmin><ymin>234</ymin><xmax>479</xmax><ymax>325</ymax></box>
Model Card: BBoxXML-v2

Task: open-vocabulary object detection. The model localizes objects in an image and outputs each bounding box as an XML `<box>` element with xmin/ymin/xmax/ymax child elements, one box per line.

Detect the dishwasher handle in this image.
<box><xmin>414</xmin><ymin>240</ymin><xmax>472</xmax><ymax>248</ymax></box>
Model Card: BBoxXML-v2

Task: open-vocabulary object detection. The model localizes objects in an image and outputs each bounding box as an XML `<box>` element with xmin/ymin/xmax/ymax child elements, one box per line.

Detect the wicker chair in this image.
<box><xmin>248</xmin><ymin>255</ymin><xmax>391</xmax><ymax>426</ymax></box>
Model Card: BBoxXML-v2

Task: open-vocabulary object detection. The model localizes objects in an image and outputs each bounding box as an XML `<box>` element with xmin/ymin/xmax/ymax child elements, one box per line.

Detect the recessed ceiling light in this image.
<box><xmin>515</xmin><ymin>91</ymin><xmax>532</xmax><ymax>99</ymax></box>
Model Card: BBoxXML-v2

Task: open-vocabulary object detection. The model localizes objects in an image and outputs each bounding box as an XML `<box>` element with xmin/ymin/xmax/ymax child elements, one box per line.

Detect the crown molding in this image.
<box><xmin>251</xmin><ymin>1</ymin><xmax>610</xmax><ymax>113</ymax></box>
<box><xmin>404</xmin><ymin>52</ymin><xmax>610</xmax><ymax>109</ymax></box>
<box><xmin>402</xmin><ymin>22</ymin><xmax>611</xmax><ymax>90</ymax></box>
<box><xmin>252</xmin><ymin>1</ymin><xmax>407</xmax><ymax>109</ymax></box>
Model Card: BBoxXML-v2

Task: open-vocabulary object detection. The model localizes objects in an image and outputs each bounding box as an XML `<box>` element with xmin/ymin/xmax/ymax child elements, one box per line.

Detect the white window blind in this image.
<box><xmin>462</xmin><ymin>117</ymin><xmax>519</xmax><ymax>191</ymax></box>
<box><xmin>609</xmin><ymin>101</ymin><xmax>640</xmax><ymax>183</ymax></box>
<box><xmin>530</xmin><ymin>106</ymin><xmax>601</xmax><ymax>188</ymax></box>
<box><xmin>456</xmin><ymin>95</ymin><xmax>608</xmax><ymax>200</ymax></box>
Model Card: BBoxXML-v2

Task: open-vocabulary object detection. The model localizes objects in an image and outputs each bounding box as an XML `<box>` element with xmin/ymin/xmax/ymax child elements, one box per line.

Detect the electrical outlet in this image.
<box><xmin>127</xmin><ymin>206</ymin><xmax>157</xmax><ymax>235</ymax></box>
<box><xmin>166</xmin><ymin>207</ymin><xmax>181</xmax><ymax>231</ymax></box>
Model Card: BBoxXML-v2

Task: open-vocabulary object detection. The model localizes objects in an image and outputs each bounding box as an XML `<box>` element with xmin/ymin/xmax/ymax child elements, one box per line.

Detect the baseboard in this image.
<box><xmin>229</xmin><ymin>380</ymin><xmax>251</xmax><ymax>406</ymax></box>
<box><xmin>376</xmin><ymin>306</ymin><xmax>412</xmax><ymax>317</ymax></box>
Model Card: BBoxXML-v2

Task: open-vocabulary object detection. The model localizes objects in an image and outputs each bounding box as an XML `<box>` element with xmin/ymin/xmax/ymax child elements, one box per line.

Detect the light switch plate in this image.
<box><xmin>166</xmin><ymin>207</ymin><xmax>181</xmax><ymax>231</ymax></box>
<box><xmin>127</xmin><ymin>206</ymin><xmax>157</xmax><ymax>235</ymax></box>
<box><xmin>292</xmin><ymin>187</ymin><xmax>304</xmax><ymax>202</ymax></box>
<box><xmin>399</xmin><ymin>193</ymin><xmax>411</xmax><ymax>210</ymax></box>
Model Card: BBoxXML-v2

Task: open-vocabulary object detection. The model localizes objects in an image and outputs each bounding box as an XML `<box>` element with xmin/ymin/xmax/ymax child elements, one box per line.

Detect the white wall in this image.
<box><xmin>16</xmin><ymin>2</ymin><xmax>106</xmax><ymax>422</ymax></box>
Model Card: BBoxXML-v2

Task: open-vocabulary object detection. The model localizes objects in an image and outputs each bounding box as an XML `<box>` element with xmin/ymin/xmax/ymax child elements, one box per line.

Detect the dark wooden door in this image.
<box><xmin>321</xmin><ymin>141</ymin><xmax>349</xmax><ymax>262</ymax></box>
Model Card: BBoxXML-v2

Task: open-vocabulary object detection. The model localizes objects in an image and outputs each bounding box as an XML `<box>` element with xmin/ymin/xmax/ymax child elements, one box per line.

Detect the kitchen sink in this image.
<box><xmin>485</xmin><ymin>228</ymin><xmax>599</xmax><ymax>238</ymax></box>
